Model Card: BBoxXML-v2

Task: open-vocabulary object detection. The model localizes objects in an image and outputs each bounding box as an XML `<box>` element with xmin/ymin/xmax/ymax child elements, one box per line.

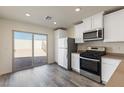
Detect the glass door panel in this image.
<box><xmin>33</xmin><ymin>34</ymin><xmax>47</xmax><ymax>66</ymax></box>
<box><xmin>14</xmin><ymin>32</ymin><xmax>33</xmax><ymax>71</ymax></box>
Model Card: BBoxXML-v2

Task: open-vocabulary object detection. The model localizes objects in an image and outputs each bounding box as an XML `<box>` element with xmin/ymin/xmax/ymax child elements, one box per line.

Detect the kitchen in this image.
<box><xmin>55</xmin><ymin>7</ymin><xmax>124</xmax><ymax>87</ymax></box>
<box><xmin>0</xmin><ymin>6</ymin><xmax>124</xmax><ymax>87</ymax></box>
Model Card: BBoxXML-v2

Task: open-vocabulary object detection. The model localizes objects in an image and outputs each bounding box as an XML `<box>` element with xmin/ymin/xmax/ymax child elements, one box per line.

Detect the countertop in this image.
<box><xmin>102</xmin><ymin>53</ymin><xmax>124</xmax><ymax>60</ymax></box>
<box><xmin>72</xmin><ymin>51</ymin><xmax>124</xmax><ymax>86</ymax></box>
<box><xmin>103</xmin><ymin>53</ymin><xmax>124</xmax><ymax>87</ymax></box>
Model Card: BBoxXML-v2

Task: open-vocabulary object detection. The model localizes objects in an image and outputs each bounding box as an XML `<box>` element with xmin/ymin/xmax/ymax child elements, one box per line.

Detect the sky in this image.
<box><xmin>14</xmin><ymin>32</ymin><xmax>47</xmax><ymax>40</ymax></box>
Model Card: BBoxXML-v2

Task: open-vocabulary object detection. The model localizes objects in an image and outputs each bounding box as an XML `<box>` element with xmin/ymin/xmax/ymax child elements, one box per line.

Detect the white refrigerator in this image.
<box><xmin>58</xmin><ymin>37</ymin><xmax>77</xmax><ymax>70</ymax></box>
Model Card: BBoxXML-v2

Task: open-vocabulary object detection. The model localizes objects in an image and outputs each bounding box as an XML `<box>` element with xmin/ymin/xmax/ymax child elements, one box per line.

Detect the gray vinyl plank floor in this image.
<box><xmin>0</xmin><ymin>64</ymin><xmax>104</xmax><ymax>87</ymax></box>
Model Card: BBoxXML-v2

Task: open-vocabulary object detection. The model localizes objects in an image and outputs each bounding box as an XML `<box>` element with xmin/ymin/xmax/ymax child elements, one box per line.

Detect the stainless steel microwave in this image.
<box><xmin>83</xmin><ymin>29</ymin><xmax>104</xmax><ymax>42</ymax></box>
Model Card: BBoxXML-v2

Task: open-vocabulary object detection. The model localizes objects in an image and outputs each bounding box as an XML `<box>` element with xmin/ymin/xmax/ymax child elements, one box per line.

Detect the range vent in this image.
<box><xmin>45</xmin><ymin>16</ymin><xmax>52</xmax><ymax>21</ymax></box>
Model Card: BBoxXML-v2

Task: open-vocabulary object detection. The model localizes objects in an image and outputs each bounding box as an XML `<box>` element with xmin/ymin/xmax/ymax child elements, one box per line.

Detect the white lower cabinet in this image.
<box><xmin>102</xmin><ymin>57</ymin><xmax>121</xmax><ymax>84</ymax></box>
<box><xmin>58</xmin><ymin>49</ymin><xmax>68</xmax><ymax>69</ymax></box>
<box><xmin>71</xmin><ymin>53</ymin><xmax>80</xmax><ymax>73</ymax></box>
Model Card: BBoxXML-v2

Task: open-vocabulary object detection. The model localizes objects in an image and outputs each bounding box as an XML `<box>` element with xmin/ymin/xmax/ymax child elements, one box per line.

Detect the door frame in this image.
<box><xmin>12</xmin><ymin>30</ymin><xmax>48</xmax><ymax>72</ymax></box>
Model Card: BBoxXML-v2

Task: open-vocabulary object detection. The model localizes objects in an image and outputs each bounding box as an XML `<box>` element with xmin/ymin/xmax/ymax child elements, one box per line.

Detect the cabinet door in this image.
<box><xmin>58</xmin><ymin>38</ymin><xmax>67</xmax><ymax>48</ymax></box>
<box><xmin>59</xmin><ymin>30</ymin><xmax>67</xmax><ymax>38</ymax></box>
<box><xmin>58</xmin><ymin>49</ymin><xmax>68</xmax><ymax>69</ymax></box>
<box><xmin>92</xmin><ymin>12</ymin><xmax>104</xmax><ymax>29</ymax></box>
<box><xmin>71</xmin><ymin>53</ymin><xmax>80</xmax><ymax>73</ymax></box>
<box><xmin>74</xmin><ymin>23</ymin><xmax>84</xmax><ymax>43</ymax></box>
<box><xmin>102</xmin><ymin>63</ymin><xmax>116</xmax><ymax>84</ymax></box>
<box><xmin>71</xmin><ymin>54</ymin><xmax>75</xmax><ymax>69</ymax></box>
<box><xmin>58</xmin><ymin>49</ymin><xmax>63</xmax><ymax>67</ymax></box>
<box><xmin>63</xmin><ymin>49</ymin><xmax>68</xmax><ymax>69</ymax></box>
<box><xmin>75</xmin><ymin>38</ymin><xmax>80</xmax><ymax>43</ymax></box>
<box><xmin>83</xmin><ymin>17</ymin><xmax>92</xmax><ymax>32</ymax></box>
<box><xmin>104</xmin><ymin>9</ymin><xmax>124</xmax><ymax>42</ymax></box>
<box><xmin>75</xmin><ymin>54</ymin><xmax>80</xmax><ymax>72</ymax></box>
<box><xmin>54</xmin><ymin>29</ymin><xmax>67</xmax><ymax>63</ymax></box>
<box><xmin>102</xmin><ymin>58</ymin><xmax>121</xmax><ymax>84</ymax></box>
<box><xmin>71</xmin><ymin>54</ymin><xmax>76</xmax><ymax>70</ymax></box>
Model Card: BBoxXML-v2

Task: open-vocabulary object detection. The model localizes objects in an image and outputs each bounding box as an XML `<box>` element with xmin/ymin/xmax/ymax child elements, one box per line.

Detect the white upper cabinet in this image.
<box><xmin>104</xmin><ymin>9</ymin><xmax>124</xmax><ymax>42</ymax></box>
<box><xmin>92</xmin><ymin>12</ymin><xmax>104</xmax><ymax>29</ymax></box>
<box><xmin>74</xmin><ymin>23</ymin><xmax>84</xmax><ymax>43</ymax></box>
<box><xmin>74</xmin><ymin>12</ymin><xmax>104</xmax><ymax>43</ymax></box>
<box><xmin>83</xmin><ymin>12</ymin><xmax>104</xmax><ymax>32</ymax></box>
<box><xmin>83</xmin><ymin>17</ymin><xmax>92</xmax><ymax>31</ymax></box>
<box><xmin>54</xmin><ymin>29</ymin><xmax>67</xmax><ymax>63</ymax></box>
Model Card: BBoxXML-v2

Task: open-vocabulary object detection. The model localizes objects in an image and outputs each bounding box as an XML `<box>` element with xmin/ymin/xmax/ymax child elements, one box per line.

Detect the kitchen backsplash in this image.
<box><xmin>78</xmin><ymin>41</ymin><xmax>124</xmax><ymax>54</ymax></box>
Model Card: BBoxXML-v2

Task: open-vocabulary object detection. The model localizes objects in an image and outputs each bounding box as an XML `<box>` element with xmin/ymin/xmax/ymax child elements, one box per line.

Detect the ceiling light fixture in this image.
<box><xmin>75</xmin><ymin>8</ymin><xmax>81</xmax><ymax>12</ymax></box>
<box><xmin>53</xmin><ymin>22</ymin><xmax>57</xmax><ymax>25</ymax></box>
<box><xmin>25</xmin><ymin>13</ymin><xmax>31</xmax><ymax>17</ymax></box>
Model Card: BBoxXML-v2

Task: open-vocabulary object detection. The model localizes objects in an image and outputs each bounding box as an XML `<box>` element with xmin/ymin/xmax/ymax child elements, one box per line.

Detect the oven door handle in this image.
<box><xmin>80</xmin><ymin>57</ymin><xmax>100</xmax><ymax>62</ymax></box>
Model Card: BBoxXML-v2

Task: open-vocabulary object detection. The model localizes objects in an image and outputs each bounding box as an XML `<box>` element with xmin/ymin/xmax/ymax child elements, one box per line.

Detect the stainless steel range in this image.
<box><xmin>80</xmin><ymin>47</ymin><xmax>106</xmax><ymax>83</ymax></box>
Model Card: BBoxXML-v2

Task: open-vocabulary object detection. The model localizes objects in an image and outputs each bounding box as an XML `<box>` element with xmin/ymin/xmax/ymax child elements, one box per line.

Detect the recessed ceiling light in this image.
<box><xmin>75</xmin><ymin>8</ymin><xmax>81</xmax><ymax>12</ymax></box>
<box><xmin>53</xmin><ymin>22</ymin><xmax>57</xmax><ymax>25</ymax></box>
<box><xmin>25</xmin><ymin>13</ymin><xmax>31</xmax><ymax>17</ymax></box>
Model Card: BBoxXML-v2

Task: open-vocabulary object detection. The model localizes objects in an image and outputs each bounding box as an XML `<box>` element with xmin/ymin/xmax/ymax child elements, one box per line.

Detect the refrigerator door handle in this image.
<box><xmin>66</xmin><ymin>54</ymin><xmax>68</xmax><ymax>59</ymax></box>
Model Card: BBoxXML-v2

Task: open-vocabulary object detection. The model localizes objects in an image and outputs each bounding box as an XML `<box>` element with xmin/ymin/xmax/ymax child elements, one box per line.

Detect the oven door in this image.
<box><xmin>80</xmin><ymin>57</ymin><xmax>101</xmax><ymax>75</ymax></box>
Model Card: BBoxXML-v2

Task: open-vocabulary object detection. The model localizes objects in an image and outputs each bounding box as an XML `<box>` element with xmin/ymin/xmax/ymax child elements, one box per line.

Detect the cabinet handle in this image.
<box><xmin>80</xmin><ymin>57</ymin><xmax>100</xmax><ymax>62</ymax></box>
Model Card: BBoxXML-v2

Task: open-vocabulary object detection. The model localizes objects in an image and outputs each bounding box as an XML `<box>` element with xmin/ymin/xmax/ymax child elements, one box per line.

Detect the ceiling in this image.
<box><xmin>0</xmin><ymin>6</ymin><xmax>120</xmax><ymax>29</ymax></box>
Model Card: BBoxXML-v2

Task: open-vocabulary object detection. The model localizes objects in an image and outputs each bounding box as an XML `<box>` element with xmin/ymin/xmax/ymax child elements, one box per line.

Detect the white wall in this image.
<box><xmin>67</xmin><ymin>26</ymin><xmax>124</xmax><ymax>54</ymax></box>
<box><xmin>0</xmin><ymin>19</ymin><xmax>54</xmax><ymax>75</ymax></box>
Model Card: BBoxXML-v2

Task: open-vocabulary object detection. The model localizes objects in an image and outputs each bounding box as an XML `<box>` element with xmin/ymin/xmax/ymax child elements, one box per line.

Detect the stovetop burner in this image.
<box><xmin>80</xmin><ymin>47</ymin><xmax>106</xmax><ymax>59</ymax></box>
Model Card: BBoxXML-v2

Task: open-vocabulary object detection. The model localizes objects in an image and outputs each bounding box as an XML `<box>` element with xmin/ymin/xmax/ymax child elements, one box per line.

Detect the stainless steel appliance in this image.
<box><xmin>80</xmin><ymin>47</ymin><xmax>106</xmax><ymax>83</ymax></box>
<box><xmin>58</xmin><ymin>38</ymin><xmax>77</xmax><ymax>70</ymax></box>
<box><xmin>83</xmin><ymin>29</ymin><xmax>104</xmax><ymax>41</ymax></box>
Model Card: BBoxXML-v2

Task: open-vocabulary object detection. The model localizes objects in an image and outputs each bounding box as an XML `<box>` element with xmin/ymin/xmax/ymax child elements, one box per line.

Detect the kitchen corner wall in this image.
<box><xmin>0</xmin><ymin>19</ymin><xmax>54</xmax><ymax>75</ymax></box>
<box><xmin>67</xmin><ymin>26</ymin><xmax>124</xmax><ymax>54</ymax></box>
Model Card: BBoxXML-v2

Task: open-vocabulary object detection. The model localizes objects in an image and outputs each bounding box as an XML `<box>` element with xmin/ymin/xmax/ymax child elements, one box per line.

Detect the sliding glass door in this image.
<box><xmin>33</xmin><ymin>34</ymin><xmax>47</xmax><ymax>66</ymax></box>
<box><xmin>14</xmin><ymin>32</ymin><xmax>33</xmax><ymax>71</ymax></box>
<box><xmin>13</xmin><ymin>31</ymin><xmax>48</xmax><ymax>71</ymax></box>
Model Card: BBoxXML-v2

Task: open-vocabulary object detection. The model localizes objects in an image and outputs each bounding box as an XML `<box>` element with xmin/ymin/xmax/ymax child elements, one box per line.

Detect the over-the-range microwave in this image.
<box><xmin>83</xmin><ymin>29</ymin><xmax>104</xmax><ymax>42</ymax></box>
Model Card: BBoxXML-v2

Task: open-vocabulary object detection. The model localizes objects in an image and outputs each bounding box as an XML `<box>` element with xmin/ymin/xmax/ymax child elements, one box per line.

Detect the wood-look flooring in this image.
<box><xmin>0</xmin><ymin>64</ymin><xmax>103</xmax><ymax>87</ymax></box>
